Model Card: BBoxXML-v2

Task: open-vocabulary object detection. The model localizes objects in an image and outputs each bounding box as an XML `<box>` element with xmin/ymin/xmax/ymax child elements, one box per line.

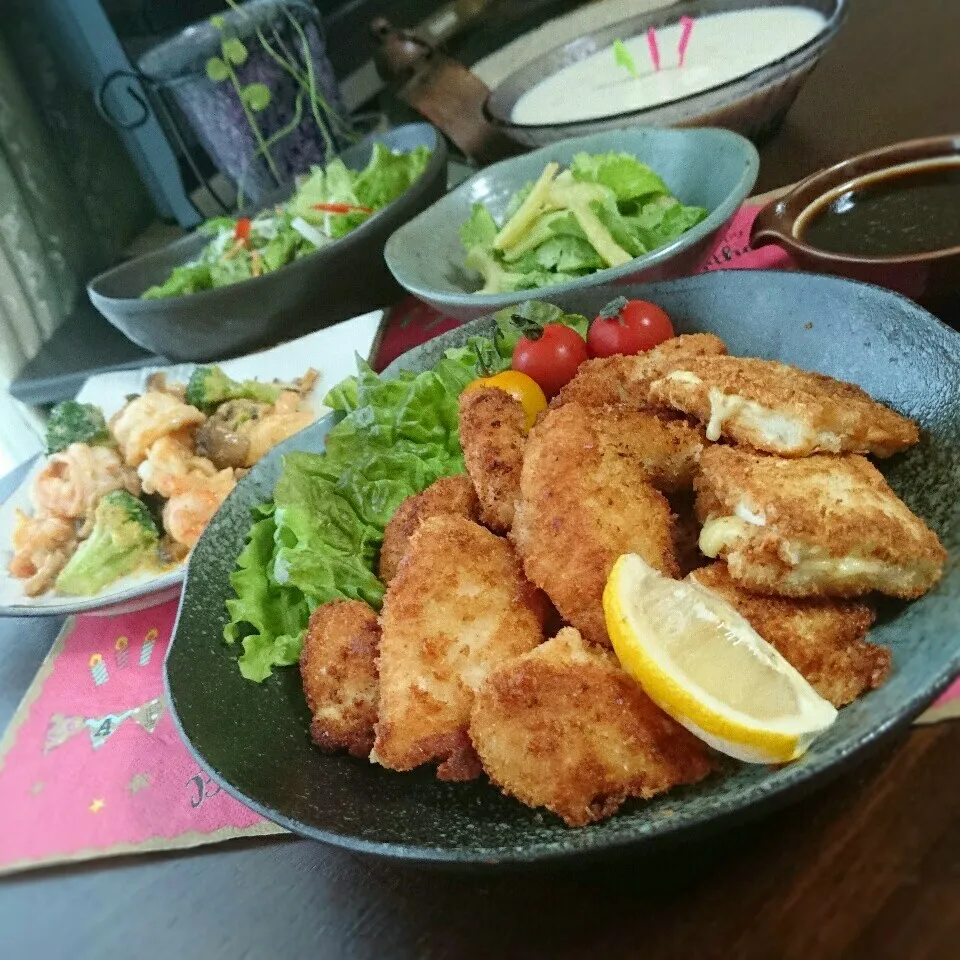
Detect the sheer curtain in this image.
<box><xmin>0</xmin><ymin>5</ymin><xmax>154</xmax><ymax>472</ymax></box>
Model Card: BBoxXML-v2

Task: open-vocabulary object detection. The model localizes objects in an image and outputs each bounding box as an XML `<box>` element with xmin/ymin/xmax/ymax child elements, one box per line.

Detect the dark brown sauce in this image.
<box><xmin>800</xmin><ymin>161</ymin><xmax>960</xmax><ymax>257</ymax></box>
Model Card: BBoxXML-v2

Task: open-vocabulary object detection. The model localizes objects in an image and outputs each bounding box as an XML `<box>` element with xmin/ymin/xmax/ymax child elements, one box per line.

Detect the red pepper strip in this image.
<box><xmin>234</xmin><ymin>217</ymin><xmax>252</xmax><ymax>244</ymax></box>
<box><xmin>312</xmin><ymin>202</ymin><xmax>373</xmax><ymax>215</ymax></box>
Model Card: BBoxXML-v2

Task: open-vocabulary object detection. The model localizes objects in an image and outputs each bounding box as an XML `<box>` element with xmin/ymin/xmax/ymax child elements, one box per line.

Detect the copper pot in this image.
<box><xmin>751</xmin><ymin>133</ymin><xmax>960</xmax><ymax>310</ymax></box>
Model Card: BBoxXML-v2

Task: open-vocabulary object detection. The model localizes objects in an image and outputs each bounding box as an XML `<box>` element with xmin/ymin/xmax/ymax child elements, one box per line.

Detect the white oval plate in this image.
<box><xmin>0</xmin><ymin>310</ymin><xmax>383</xmax><ymax>618</ymax></box>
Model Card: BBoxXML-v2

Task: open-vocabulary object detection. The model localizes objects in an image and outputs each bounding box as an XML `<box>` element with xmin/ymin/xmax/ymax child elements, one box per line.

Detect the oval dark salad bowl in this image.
<box><xmin>88</xmin><ymin>123</ymin><xmax>447</xmax><ymax>362</ymax></box>
<box><xmin>166</xmin><ymin>270</ymin><xmax>960</xmax><ymax>867</ymax></box>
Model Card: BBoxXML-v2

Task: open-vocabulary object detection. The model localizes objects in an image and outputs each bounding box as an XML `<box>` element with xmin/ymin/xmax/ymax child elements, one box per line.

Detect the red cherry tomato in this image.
<box><xmin>511</xmin><ymin>323</ymin><xmax>589</xmax><ymax>399</ymax></box>
<box><xmin>587</xmin><ymin>297</ymin><xmax>675</xmax><ymax>358</ymax></box>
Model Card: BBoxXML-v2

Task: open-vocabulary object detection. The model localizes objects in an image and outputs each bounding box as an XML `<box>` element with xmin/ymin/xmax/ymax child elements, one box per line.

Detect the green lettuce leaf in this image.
<box><xmin>224</xmin><ymin>505</ymin><xmax>310</xmax><ymax>682</ymax></box>
<box><xmin>353</xmin><ymin>143</ymin><xmax>431</xmax><ymax>209</ymax></box>
<box><xmin>570</xmin><ymin>151</ymin><xmax>670</xmax><ymax>203</ymax></box>
<box><xmin>460</xmin><ymin>203</ymin><xmax>499</xmax><ymax>251</ymax></box>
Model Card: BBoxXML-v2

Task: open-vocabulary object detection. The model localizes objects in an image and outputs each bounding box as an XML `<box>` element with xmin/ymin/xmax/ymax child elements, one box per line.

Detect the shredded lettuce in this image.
<box><xmin>224</xmin><ymin>304</ymin><xmax>587</xmax><ymax>681</ymax></box>
<box><xmin>459</xmin><ymin>151</ymin><xmax>707</xmax><ymax>294</ymax></box>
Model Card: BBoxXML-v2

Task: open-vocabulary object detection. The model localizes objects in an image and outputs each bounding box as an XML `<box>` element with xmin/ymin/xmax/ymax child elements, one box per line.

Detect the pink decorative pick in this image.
<box><xmin>646</xmin><ymin>27</ymin><xmax>661</xmax><ymax>72</ymax></box>
<box><xmin>677</xmin><ymin>15</ymin><xmax>695</xmax><ymax>68</ymax></box>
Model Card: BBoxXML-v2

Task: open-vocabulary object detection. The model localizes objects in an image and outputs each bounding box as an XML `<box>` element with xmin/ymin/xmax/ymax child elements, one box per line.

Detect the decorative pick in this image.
<box><xmin>646</xmin><ymin>27</ymin><xmax>661</xmax><ymax>72</ymax></box>
<box><xmin>677</xmin><ymin>16</ymin><xmax>695</xmax><ymax>68</ymax></box>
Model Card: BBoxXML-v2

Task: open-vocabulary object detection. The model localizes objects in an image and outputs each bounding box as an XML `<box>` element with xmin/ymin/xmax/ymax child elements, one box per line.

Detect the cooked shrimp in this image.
<box><xmin>138</xmin><ymin>436</ymin><xmax>220</xmax><ymax>499</ymax></box>
<box><xmin>110</xmin><ymin>392</ymin><xmax>206</xmax><ymax>466</ymax></box>
<box><xmin>32</xmin><ymin>443</ymin><xmax>140</xmax><ymax>522</ymax></box>
<box><xmin>242</xmin><ymin>391</ymin><xmax>314</xmax><ymax>466</ymax></box>
<box><xmin>8</xmin><ymin>510</ymin><xmax>77</xmax><ymax>596</ymax></box>
<box><xmin>162</xmin><ymin>470</ymin><xmax>236</xmax><ymax>547</ymax></box>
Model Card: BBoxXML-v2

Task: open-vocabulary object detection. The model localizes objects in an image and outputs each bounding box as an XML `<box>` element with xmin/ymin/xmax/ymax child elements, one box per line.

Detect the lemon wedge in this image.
<box><xmin>603</xmin><ymin>554</ymin><xmax>837</xmax><ymax>764</ymax></box>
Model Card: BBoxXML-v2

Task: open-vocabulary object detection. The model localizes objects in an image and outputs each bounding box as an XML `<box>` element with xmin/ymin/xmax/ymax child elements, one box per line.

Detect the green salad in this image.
<box><xmin>142</xmin><ymin>144</ymin><xmax>432</xmax><ymax>299</ymax></box>
<box><xmin>223</xmin><ymin>302</ymin><xmax>587</xmax><ymax>682</ymax></box>
<box><xmin>459</xmin><ymin>151</ymin><xmax>708</xmax><ymax>294</ymax></box>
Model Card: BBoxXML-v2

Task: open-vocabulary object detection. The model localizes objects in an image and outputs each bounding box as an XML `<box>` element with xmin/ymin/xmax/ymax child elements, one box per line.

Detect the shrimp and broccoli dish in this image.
<box><xmin>7</xmin><ymin>365</ymin><xmax>317</xmax><ymax>598</ymax></box>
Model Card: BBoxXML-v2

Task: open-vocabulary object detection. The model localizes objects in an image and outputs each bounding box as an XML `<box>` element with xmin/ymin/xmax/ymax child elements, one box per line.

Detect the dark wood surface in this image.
<box><xmin>3</xmin><ymin>1</ymin><xmax>960</xmax><ymax>956</ymax></box>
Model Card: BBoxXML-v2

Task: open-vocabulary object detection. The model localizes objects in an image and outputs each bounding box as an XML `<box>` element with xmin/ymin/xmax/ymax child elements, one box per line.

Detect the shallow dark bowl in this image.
<box><xmin>484</xmin><ymin>0</ymin><xmax>845</xmax><ymax>149</ymax></box>
<box><xmin>751</xmin><ymin>133</ymin><xmax>960</xmax><ymax>311</ymax></box>
<box><xmin>385</xmin><ymin>126</ymin><xmax>758</xmax><ymax>321</ymax></box>
<box><xmin>87</xmin><ymin>124</ymin><xmax>447</xmax><ymax>362</ymax></box>
<box><xmin>166</xmin><ymin>270</ymin><xmax>960</xmax><ymax>867</ymax></box>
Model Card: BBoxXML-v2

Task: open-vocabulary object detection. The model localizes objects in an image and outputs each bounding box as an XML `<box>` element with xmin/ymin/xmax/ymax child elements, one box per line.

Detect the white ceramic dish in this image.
<box><xmin>0</xmin><ymin>310</ymin><xmax>383</xmax><ymax>618</ymax></box>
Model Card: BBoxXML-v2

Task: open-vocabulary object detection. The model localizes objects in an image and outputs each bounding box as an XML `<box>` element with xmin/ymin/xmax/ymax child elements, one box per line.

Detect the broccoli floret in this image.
<box><xmin>46</xmin><ymin>401</ymin><xmax>111</xmax><ymax>454</ymax></box>
<box><xmin>55</xmin><ymin>491</ymin><xmax>159</xmax><ymax>596</ymax></box>
<box><xmin>185</xmin><ymin>365</ymin><xmax>284</xmax><ymax>412</ymax></box>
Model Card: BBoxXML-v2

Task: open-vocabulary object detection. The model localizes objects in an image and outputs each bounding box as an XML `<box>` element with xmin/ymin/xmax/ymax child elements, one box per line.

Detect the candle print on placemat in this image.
<box><xmin>0</xmin><ymin>600</ymin><xmax>283</xmax><ymax>876</ymax></box>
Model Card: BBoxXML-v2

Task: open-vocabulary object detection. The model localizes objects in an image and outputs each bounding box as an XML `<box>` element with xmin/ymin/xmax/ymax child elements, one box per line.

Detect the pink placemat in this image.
<box><xmin>0</xmin><ymin>202</ymin><xmax>954</xmax><ymax>876</ymax></box>
<box><xmin>0</xmin><ymin>601</ymin><xmax>283</xmax><ymax>876</ymax></box>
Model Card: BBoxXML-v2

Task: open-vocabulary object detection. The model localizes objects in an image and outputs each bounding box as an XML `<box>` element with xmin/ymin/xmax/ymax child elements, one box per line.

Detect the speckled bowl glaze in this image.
<box><xmin>384</xmin><ymin>126</ymin><xmax>758</xmax><ymax>322</ymax></box>
<box><xmin>166</xmin><ymin>270</ymin><xmax>960</xmax><ymax>866</ymax></box>
<box><xmin>484</xmin><ymin>0</ymin><xmax>846</xmax><ymax>149</ymax></box>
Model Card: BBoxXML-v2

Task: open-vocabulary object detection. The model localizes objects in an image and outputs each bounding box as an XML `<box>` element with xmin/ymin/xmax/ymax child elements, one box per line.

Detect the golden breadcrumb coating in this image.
<box><xmin>510</xmin><ymin>403</ymin><xmax>679</xmax><ymax>647</ymax></box>
<box><xmin>470</xmin><ymin>628</ymin><xmax>715</xmax><ymax>827</ymax></box>
<box><xmin>373</xmin><ymin>515</ymin><xmax>545</xmax><ymax>781</ymax></box>
<box><xmin>553</xmin><ymin>333</ymin><xmax>728</xmax><ymax>411</ymax></box>
<box><xmin>694</xmin><ymin>446</ymin><xmax>946</xmax><ymax>599</ymax></box>
<box><xmin>689</xmin><ymin>563</ymin><xmax>888</xmax><ymax>707</ymax></box>
<box><xmin>300</xmin><ymin>599</ymin><xmax>380</xmax><ymax>758</ymax></box>
<box><xmin>649</xmin><ymin>355</ymin><xmax>919</xmax><ymax>457</ymax></box>
<box><xmin>457</xmin><ymin>386</ymin><xmax>526</xmax><ymax>533</ymax></box>
<box><xmin>377</xmin><ymin>474</ymin><xmax>479</xmax><ymax>584</ymax></box>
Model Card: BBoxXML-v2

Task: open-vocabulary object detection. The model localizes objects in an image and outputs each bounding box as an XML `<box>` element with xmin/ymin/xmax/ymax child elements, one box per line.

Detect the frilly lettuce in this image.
<box><xmin>224</xmin><ymin>304</ymin><xmax>587</xmax><ymax>681</ymax></box>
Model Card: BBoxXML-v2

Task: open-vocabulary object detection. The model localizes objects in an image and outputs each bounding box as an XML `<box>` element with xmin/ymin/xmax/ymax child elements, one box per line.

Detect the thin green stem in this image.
<box><xmin>284</xmin><ymin>11</ymin><xmax>334</xmax><ymax>157</ymax></box>
<box><xmin>223</xmin><ymin>49</ymin><xmax>280</xmax><ymax>183</ymax></box>
<box><xmin>237</xmin><ymin>88</ymin><xmax>305</xmax><ymax>209</ymax></box>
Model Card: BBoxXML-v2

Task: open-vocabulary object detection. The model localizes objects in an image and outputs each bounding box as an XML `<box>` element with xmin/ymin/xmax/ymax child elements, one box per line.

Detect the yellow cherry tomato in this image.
<box><xmin>462</xmin><ymin>370</ymin><xmax>547</xmax><ymax>431</ymax></box>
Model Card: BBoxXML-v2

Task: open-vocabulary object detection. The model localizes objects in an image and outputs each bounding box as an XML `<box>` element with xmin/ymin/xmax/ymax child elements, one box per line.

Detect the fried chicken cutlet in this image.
<box><xmin>649</xmin><ymin>355</ymin><xmax>919</xmax><ymax>457</ymax></box>
<box><xmin>300</xmin><ymin>599</ymin><xmax>380</xmax><ymax>757</ymax></box>
<box><xmin>378</xmin><ymin>474</ymin><xmax>479</xmax><ymax>584</ymax></box>
<box><xmin>470</xmin><ymin>628</ymin><xmax>715</xmax><ymax>826</ymax></box>
<box><xmin>458</xmin><ymin>386</ymin><xmax>526</xmax><ymax>533</ymax></box>
<box><xmin>689</xmin><ymin>563</ymin><xmax>889</xmax><ymax>707</ymax></box>
<box><xmin>372</xmin><ymin>515</ymin><xmax>545</xmax><ymax>781</ymax></box>
<box><xmin>511</xmin><ymin>404</ymin><xmax>680</xmax><ymax>647</ymax></box>
<box><xmin>695</xmin><ymin>446</ymin><xmax>946</xmax><ymax>599</ymax></box>
<box><xmin>553</xmin><ymin>333</ymin><xmax>727</xmax><ymax>411</ymax></box>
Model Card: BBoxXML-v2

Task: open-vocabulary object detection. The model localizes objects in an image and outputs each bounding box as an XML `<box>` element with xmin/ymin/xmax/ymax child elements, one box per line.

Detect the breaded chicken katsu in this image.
<box><xmin>378</xmin><ymin>474</ymin><xmax>479</xmax><ymax>584</ymax></box>
<box><xmin>300</xmin><ymin>599</ymin><xmax>380</xmax><ymax>757</ymax></box>
<box><xmin>689</xmin><ymin>563</ymin><xmax>889</xmax><ymax>707</ymax></box>
<box><xmin>372</xmin><ymin>515</ymin><xmax>545</xmax><ymax>781</ymax></box>
<box><xmin>553</xmin><ymin>333</ymin><xmax>727</xmax><ymax>410</ymax></box>
<box><xmin>649</xmin><ymin>355</ymin><xmax>919</xmax><ymax>457</ymax></box>
<box><xmin>695</xmin><ymin>446</ymin><xmax>946</xmax><ymax>599</ymax></box>
<box><xmin>457</xmin><ymin>386</ymin><xmax>527</xmax><ymax>533</ymax></box>
<box><xmin>470</xmin><ymin>628</ymin><xmax>715</xmax><ymax>826</ymax></box>
<box><xmin>511</xmin><ymin>404</ymin><xmax>681</xmax><ymax>646</ymax></box>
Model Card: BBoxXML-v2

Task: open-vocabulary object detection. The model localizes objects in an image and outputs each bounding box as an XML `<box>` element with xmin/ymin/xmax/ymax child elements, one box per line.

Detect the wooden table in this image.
<box><xmin>2</xmin><ymin>0</ymin><xmax>959</xmax><ymax>956</ymax></box>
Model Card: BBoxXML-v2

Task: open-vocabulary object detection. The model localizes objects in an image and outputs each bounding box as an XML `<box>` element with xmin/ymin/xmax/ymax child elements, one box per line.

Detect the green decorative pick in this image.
<box><xmin>613</xmin><ymin>38</ymin><xmax>640</xmax><ymax>79</ymax></box>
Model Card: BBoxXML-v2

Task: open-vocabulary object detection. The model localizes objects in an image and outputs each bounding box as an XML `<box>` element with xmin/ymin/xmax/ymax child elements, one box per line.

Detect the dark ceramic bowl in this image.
<box><xmin>166</xmin><ymin>270</ymin><xmax>960</xmax><ymax>866</ymax></box>
<box><xmin>385</xmin><ymin>126</ymin><xmax>758</xmax><ymax>321</ymax></box>
<box><xmin>484</xmin><ymin>0</ymin><xmax>846</xmax><ymax>149</ymax></box>
<box><xmin>751</xmin><ymin>133</ymin><xmax>960</xmax><ymax>311</ymax></box>
<box><xmin>87</xmin><ymin>124</ymin><xmax>447</xmax><ymax>362</ymax></box>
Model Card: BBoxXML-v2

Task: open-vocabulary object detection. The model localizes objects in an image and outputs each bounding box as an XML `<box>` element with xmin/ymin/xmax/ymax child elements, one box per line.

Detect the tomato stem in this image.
<box><xmin>597</xmin><ymin>296</ymin><xmax>629</xmax><ymax>324</ymax></box>
<box><xmin>510</xmin><ymin>314</ymin><xmax>545</xmax><ymax>341</ymax></box>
